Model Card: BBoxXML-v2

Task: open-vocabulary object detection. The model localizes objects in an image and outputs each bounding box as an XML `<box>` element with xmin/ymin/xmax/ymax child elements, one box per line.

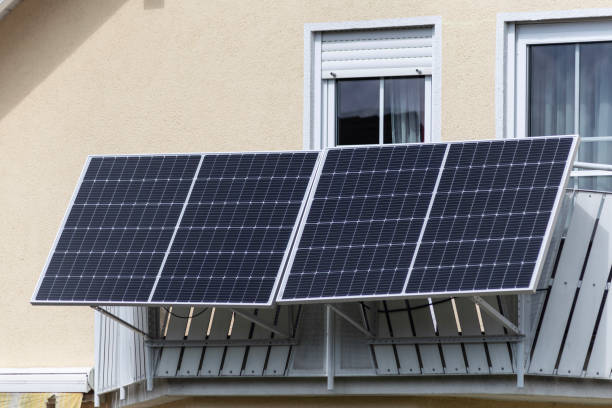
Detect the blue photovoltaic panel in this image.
<box><xmin>279</xmin><ymin>144</ymin><xmax>447</xmax><ymax>301</ymax></box>
<box><xmin>405</xmin><ymin>137</ymin><xmax>575</xmax><ymax>294</ymax></box>
<box><xmin>33</xmin><ymin>137</ymin><xmax>576</xmax><ymax>306</ymax></box>
<box><xmin>33</xmin><ymin>155</ymin><xmax>201</xmax><ymax>303</ymax></box>
<box><xmin>150</xmin><ymin>152</ymin><xmax>319</xmax><ymax>304</ymax></box>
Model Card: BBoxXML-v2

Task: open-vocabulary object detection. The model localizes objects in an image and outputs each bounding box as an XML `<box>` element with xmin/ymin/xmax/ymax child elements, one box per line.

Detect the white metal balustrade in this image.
<box><xmin>94</xmin><ymin>190</ymin><xmax>612</xmax><ymax>407</ymax></box>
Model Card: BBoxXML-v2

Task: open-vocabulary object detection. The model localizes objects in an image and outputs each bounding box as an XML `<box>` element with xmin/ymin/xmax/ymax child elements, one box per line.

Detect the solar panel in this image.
<box><xmin>33</xmin><ymin>155</ymin><xmax>201</xmax><ymax>303</ymax></box>
<box><xmin>405</xmin><ymin>137</ymin><xmax>576</xmax><ymax>295</ymax></box>
<box><xmin>277</xmin><ymin>136</ymin><xmax>577</xmax><ymax>303</ymax></box>
<box><xmin>33</xmin><ymin>151</ymin><xmax>320</xmax><ymax>306</ymax></box>
<box><xmin>278</xmin><ymin>144</ymin><xmax>447</xmax><ymax>301</ymax></box>
<box><xmin>33</xmin><ymin>136</ymin><xmax>577</xmax><ymax>306</ymax></box>
<box><xmin>149</xmin><ymin>152</ymin><xmax>320</xmax><ymax>305</ymax></box>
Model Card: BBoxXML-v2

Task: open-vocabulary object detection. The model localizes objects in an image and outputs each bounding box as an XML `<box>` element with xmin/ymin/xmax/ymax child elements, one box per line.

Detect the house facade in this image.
<box><xmin>1</xmin><ymin>0</ymin><xmax>612</xmax><ymax>407</ymax></box>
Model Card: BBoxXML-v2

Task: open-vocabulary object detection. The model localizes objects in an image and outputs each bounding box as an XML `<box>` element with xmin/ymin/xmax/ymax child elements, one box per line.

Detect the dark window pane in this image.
<box><xmin>528</xmin><ymin>44</ymin><xmax>575</xmax><ymax>137</ymax></box>
<box><xmin>384</xmin><ymin>77</ymin><xmax>425</xmax><ymax>143</ymax></box>
<box><xmin>336</xmin><ymin>79</ymin><xmax>379</xmax><ymax>145</ymax></box>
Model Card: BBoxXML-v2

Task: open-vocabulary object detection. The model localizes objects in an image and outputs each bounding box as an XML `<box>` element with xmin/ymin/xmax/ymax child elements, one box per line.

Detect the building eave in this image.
<box><xmin>0</xmin><ymin>367</ymin><xmax>92</xmax><ymax>393</ymax></box>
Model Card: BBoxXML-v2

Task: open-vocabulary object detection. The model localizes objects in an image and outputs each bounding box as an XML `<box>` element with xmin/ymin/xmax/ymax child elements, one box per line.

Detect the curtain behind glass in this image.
<box><xmin>529</xmin><ymin>44</ymin><xmax>575</xmax><ymax>137</ymax></box>
<box><xmin>579</xmin><ymin>42</ymin><xmax>612</xmax><ymax>191</ymax></box>
<box><xmin>384</xmin><ymin>77</ymin><xmax>424</xmax><ymax>143</ymax></box>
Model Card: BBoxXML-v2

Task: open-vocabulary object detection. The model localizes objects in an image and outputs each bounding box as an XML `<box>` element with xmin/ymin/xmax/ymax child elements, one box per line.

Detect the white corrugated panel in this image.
<box><xmin>321</xmin><ymin>27</ymin><xmax>433</xmax><ymax>79</ymax></box>
<box><xmin>95</xmin><ymin>307</ymin><xmax>147</xmax><ymax>395</ymax></box>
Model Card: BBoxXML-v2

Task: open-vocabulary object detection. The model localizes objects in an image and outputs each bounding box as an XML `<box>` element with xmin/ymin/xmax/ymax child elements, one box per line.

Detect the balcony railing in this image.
<box><xmin>93</xmin><ymin>189</ymin><xmax>612</xmax><ymax>407</ymax></box>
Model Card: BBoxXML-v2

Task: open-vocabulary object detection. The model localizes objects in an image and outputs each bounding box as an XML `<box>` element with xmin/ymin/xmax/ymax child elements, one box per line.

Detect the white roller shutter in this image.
<box><xmin>321</xmin><ymin>27</ymin><xmax>433</xmax><ymax>79</ymax></box>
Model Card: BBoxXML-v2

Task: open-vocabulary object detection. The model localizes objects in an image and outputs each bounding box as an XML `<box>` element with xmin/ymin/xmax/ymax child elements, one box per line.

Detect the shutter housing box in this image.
<box><xmin>321</xmin><ymin>27</ymin><xmax>434</xmax><ymax>79</ymax></box>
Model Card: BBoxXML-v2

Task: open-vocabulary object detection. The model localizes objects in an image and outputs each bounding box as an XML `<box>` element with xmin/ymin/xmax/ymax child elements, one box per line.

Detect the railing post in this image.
<box><xmin>145</xmin><ymin>307</ymin><xmax>160</xmax><ymax>391</ymax></box>
<box><xmin>516</xmin><ymin>294</ymin><xmax>528</xmax><ymax>387</ymax></box>
<box><xmin>325</xmin><ymin>305</ymin><xmax>335</xmax><ymax>391</ymax></box>
<box><xmin>93</xmin><ymin>310</ymin><xmax>101</xmax><ymax>407</ymax></box>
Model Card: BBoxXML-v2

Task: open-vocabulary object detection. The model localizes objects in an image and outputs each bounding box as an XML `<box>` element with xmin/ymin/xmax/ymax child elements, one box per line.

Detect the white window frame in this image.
<box><xmin>496</xmin><ymin>9</ymin><xmax>612</xmax><ymax>179</ymax></box>
<box><xmin>304</xmin><ymin>17</ymin><xmax>442</xmax><ymax>150</ymax></box>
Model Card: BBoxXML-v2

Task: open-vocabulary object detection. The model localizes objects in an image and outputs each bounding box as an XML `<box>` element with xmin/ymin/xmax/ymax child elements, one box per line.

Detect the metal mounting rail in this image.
<box><xmin>369</xmin><ymin>335</ymin><xmax>524</xmax><ymax>345</ymax></box>
<box><xmin>145</xmin><ymin>338</ymin><xmax>297</xmax><ymax>348</ymax></box>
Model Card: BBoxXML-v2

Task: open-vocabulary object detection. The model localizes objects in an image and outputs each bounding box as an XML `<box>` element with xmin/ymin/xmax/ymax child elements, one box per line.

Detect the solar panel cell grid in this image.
<box><xmin>405</xmin><ymin>137</ymin><xmax>573</xmax><ymax>294</ymax></box>
<box><xmin>33</xmin><ymin>136</ymin><xmax>576</xmax><ymax>306</ymax></box>
<box><xmin>280</xmin><ymin>144</ymin><xmax>447</xmax><ymax>301</ymax></box>
<box><xmin>35</xmin><ymin>155</ymin><xmax>201</xmax><ymax>302</ymax></box>
<box><xmin>150</xmin><ymin>152</ymin><xmax>319</xmax><ymax>304</ymax></box>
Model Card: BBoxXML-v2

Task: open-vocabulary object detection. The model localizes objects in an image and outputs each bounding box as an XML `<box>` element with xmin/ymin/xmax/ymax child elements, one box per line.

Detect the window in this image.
<box><xmin>305</xmin><ymin>18</ymin><xmax>441</xmax><ymax>149</ymax></box>
<box><xmin>336</xmin><ymin>77</ymin><xmax>426</xmax><ymax>145</ymax></box>
<box><xmin>528</xmin><ymin>42</ymin><xmax>612</xmax><ymax>191</ymax></box>
<box><xmin>500</xmin><ymin>16</ymin><xmax>612</xmax><ymax>191</ymax></box>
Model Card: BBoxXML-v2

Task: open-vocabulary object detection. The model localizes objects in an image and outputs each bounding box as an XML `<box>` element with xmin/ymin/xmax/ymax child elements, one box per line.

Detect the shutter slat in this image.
<box><xmin>322</xmin><ymin>47</ymin><xmax>431</xmax><ymax>62</ymax></box>
<box><xmin>322</xmin><ymin>27</ymin><xmax>432</xmax><ymax>42</ymax></box>
<box><xmin>320</xmin><ymin>27</ymin><xmax>433</xmax><ymax>79</ymax></box>
<box><xmin>322</xmin><ymin>38</ymin><xmax>432</xmax><ymax>52</ymax></box>
<box><xmin>323</xmin><ymin>57</ymin><xmax>432</xmax><ymax>71</ymax></box>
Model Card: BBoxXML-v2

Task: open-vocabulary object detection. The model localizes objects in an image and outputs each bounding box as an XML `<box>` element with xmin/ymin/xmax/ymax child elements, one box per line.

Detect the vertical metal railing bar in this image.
<box><xmin>582</xmin><ymin>265</ymin><xmax>612</xmax><ymax>374</ymax></box>
<box><xmin>497</xmin><ymin>295</ymin><xmax>514</xmax><ymax>368</ymax></box>
<box><xmin>383</xmin><ymin>301</ymin><xmax>401</xmax><ymax>371</ymax></box>
<box><xmin>406</xmin><ymin>299</ymin><xmax>425</xmax><ymax>371</ymax></box>
<box><xmin>553</xmin><ymin>198</ymin><xmax>604</xmax><ymax>372</ymax></box>
<box><xmin>281</xmin><ymin>305</ymin><xmax>302</xmax><ymax>376</ymax></box>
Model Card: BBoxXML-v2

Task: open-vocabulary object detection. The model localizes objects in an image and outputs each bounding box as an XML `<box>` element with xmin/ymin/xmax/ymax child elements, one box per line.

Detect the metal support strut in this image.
<box><xmin>471</xmin><ymin>296</ymin><xmax>520</xmax><ymax>334</ymax></box>
<box><xmin>327</xmin><ymin>304</ymin><xmax>375</xmax><ymax>338</ymax></box>
<box><xmin>231</xmin><ymin>309</ymin><xmax>290</xmax><ymax>338</ymax></box>
<box><xmin>91</xmin><ymin>306</ymin><xmax>149</xmax><ymax>337</ymax></box>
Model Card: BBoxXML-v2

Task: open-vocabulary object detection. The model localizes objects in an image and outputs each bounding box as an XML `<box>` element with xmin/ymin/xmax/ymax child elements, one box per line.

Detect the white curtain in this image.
<box><xmin>528</xmin><ymin>44</ymin><xmax>575</xmax><ymax>137</ymax></box>
<box><xmin>384</xmin><ymin>77</ymin><xmax>424</xmax><ymax>143</ymax></box>
<box><xmin>578</xmin><ymin>42</ymin><xmax>612</xmax><ymax>191</ymax></box>
<box><xmin>529</xmin><ymin>43</ymin><xmax>612</xmax><ymax>191</ymax></box>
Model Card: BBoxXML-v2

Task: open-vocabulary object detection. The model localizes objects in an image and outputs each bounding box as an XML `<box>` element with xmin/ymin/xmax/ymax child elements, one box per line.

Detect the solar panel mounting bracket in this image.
<box><xmin>91</xmin><ymin>306</ymin><xmax>150</xmax><ymax>338</ymax></box>
<box><xmin>230</xmin><ymin>309</ymin><xmax>290</xmax><ymax>338</ymax></box>
<box><xmin>471</xmin><ymin>296</ymin><xmax>520</xmax><ymax>335</ymax></box>
<box><xmin>326</xmin><ymin>304</ymin><xmax>375</xmax><ymax>338</ymax></box>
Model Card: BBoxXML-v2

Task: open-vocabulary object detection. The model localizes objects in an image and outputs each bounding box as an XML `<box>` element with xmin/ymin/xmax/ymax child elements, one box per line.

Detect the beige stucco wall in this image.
<box><xmin>0</xmin><ymin>0</ymin><xmax>611</xmax><ymax>369</ymax></box>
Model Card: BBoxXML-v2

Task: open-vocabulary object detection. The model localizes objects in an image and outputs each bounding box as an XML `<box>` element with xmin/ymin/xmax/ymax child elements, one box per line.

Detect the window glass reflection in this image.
<box><xmin>336</xmin><ymin>79</ymin><xmax>380</xmax><ymax>145</ymax></box>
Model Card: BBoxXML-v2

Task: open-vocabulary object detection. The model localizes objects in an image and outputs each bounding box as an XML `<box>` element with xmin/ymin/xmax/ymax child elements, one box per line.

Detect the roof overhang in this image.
<box><xmin>0</xmin><ymin>368</ymin><xmax>92</xmax><ymax>393</ymax></box>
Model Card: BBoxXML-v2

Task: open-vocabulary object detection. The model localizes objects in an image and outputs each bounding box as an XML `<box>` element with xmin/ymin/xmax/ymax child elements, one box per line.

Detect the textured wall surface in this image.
<box><xmin>0</xmin><ymin>0</ymin><xmax>611</xmax><ymax>368</ymax></box>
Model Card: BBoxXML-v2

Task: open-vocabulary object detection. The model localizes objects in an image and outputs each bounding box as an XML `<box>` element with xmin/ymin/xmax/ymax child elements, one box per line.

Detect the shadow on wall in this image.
<box><xmin>0</xmin><ymin>0</ymin><xmax>130</xmax><ymax>121</ymax></box>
